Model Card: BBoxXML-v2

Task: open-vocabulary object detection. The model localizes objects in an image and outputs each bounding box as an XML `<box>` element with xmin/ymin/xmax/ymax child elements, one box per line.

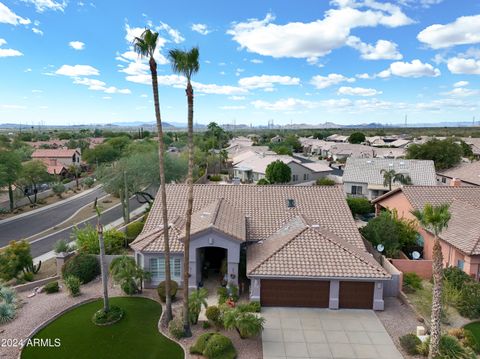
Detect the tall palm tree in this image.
<box><xmin>168</xmin><ymin>47</ymin><xmax>200</xmax><ymax>337</ymax></box>
<box><xmin>133</xmin><ymin>29</ymin><xmax>173</xmax><ymax>322</ymax></box>
<box><xmin>380</xmin><ymin>169</ymin><xmax>412</xmax><ymax>191</ymax></box>
<box><xmin>94</xmin><ymin>198</ymin><xmax>109</xmax><ymax>313</ymax></box>
<box><xmin>412</xmin><ymin>203</ymin><xmax>451</xmax><ymax>359</ymax></box>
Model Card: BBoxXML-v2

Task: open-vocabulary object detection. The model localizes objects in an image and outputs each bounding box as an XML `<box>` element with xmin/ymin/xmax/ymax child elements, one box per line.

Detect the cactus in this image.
<box><xmin>23</xmin><ymin>260</ymin><xmax>42</xmax><ymax>275</ymax></box>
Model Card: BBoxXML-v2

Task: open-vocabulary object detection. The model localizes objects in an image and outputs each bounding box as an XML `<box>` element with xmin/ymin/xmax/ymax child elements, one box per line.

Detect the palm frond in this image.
<box><xmin>168</xmin><ymin>47</ymin><xmax>200</xmax><ymax>80</ymax></box>
<box><xmin>132</xmin><ymin>29</ymin><xmax>159</xmax><ymax>59</ymax></box>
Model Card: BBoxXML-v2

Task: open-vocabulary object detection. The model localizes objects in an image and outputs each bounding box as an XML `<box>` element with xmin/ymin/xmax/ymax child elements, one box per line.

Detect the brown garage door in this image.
<box><xmin>339</xmin><ymin>281</ymin><xmax>374</xmax><ymax>309</ymax></box>
<box><xmin>261</xmin><ymin>279</ymin><xmax>330</xmax><ymax>307</ymax></box>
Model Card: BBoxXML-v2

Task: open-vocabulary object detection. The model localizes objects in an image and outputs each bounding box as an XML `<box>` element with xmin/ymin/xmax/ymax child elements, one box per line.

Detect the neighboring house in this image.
<box><xmin>329</xmin><ymin>144</ymin><xmax>374</xmax><ymax>161</ymax></box>
<box><xmin>270</xmin><ymin>135</ymin><xmax>284</xmax><ymax>143</ymax></box>
<box><xmin>228</xmin><ymin>136</ymin><xmax>254</xmax><ymax>148</ymax></box>
<box><xmin>233</xmin><ymin>152</ymin><xmax>332</xmax><ymax>184</ymax></box>
<box><xmin>389</xmin><ymin>139</ymin><xmax>411</xmax><ymax>148</ymax></box>
<box><xmin>326</xmin><ymin>134</ymin><xmax>349</xmax><ymax>143</ymax></box>
<box><xmin>365</xmin><ymin>136</ymin><xmax>386</xmax><ymax>147</ymax></box>
<box><xmin>373</xmin><ymin>147</ymin><xmax>406</xmax><ymax>159</ymax></box>
<box><xmin>342</xmin><ymin>158</ymin><xmax>437</xmax><ymax>200</ymax></box>
<box><xmin>462</xmin><ymin>137</ymin><xmax>480</xmax><ymax>159</ymax></box>
<box><xmin>28</xmin><ymin>140</ymin><xmax>68</xmax><ymax>149</ymax></box>
<box><xmin>130</xmin><ymin>184</ymin><xmax>390</xmax><ymax>309</ymax></box>
<box><xmin>31</xmin><ymin>149</ymin><xmax>81</xmax><ymax>175</ymax></box>
<box><xmin>437</xmin><ymin>161</ymin><xmax>480</xmax><ymax>187</ymax></box>
<box><xmin>373</xmin><ymin>185</ymin><xmax>480</xmax><ymax>280</ymax></box>
<box><xmin>88</xmin><ymin>137</ymin><xmax>105</xmax><ymax>148</ymax></box>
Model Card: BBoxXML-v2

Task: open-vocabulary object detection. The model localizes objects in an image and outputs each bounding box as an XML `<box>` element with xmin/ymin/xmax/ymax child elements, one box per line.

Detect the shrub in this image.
<box><xmin>256</xmin><ymin>178</ymin><xmax>270</xmax><ymax>185</ymax></box>
<box><xmin>52</xmin><ymin>183</ymin><xmax>66</xmax><ymax>198</ymax></box>
<box><xmin>0</xmin><ymin>240</ymin><xmax>33</xmax><ymax>281</ymax></box>
<box><xmin>168</xmin><ymin>317</ymin><xmax>185</xmax><ymax>339</ymax></box>
<box><xmin>229</xmin><ymin>284</ymin><xmax>239</xmax><ymax>302</ymax></box>
<box><xmin>439</xmin><ymin>335</ymin><xmax>476</xmax><ymax>359</ymax></box>
<box><xmin>22</xmin><ymin>271</ymin><xmax>34</xmax><ymax>282</ymax></box>
<box><xmin>202</xmin><ymin>321</ymin><xmax>211</xmax><ymax>329</ymax></box>
<box><xmin>444</xmin><ymin>267</ymin><xmax>473</xmax><ymax>291</ymax></box>
<box><xmin>346</xmin><ymin>197</ymin><xmax>374</xmax><ymax>216</ymax></box>
<box><xmin>92</xmin><ymin>305</ymin><xmax>124</xmax><ymax>325</ymax></box>
<box><xmin>209</xmin><ymin>175</ymin><xmax>222</xmax><ymax>182</ymax></box>
<box><xmin>53</xmin><ymin>239</ymin><xmax>73</xmax><ymax>254</ymax></box>
<box><xmin>403</xmin><ymin>272</ymin><xmax>423</xmax><ymax>293</ymax></box>
<box><xmin>206</xmin><ymin>305</ymin><xmax>221</xmax><ymax>324</ymax></box>
<box><xmin>62</xmin><ymin>253</ymin><xmax>100</xmax><ymax>284</ymax></box>
<box><xmin>223</xmin><ymin>308</ymin><xmax>265</xmax><ymax>339</ymax></box>
<box><xmin>64</xmin><ymin>275</ymin><xmax>81</xmax><ymax>297</ymax></box>
<box><xmin>157</xmin><ymin>280</ymin><xmax>178</xmax><ymax>302</ymax></box>
<box><xmin>316</xmin><ymin>177</ymin><xmax>335</xmax><ymax>186</ymax></box>
<box><xmin>237</xmin><ymin>301</ymin><xmax>261</xmax><ymax>313</ymax></box>
<box><xmin>43</xmin><ymin>281</ymin><xmax>59</xmax><ymax>294</ymax></box>
<box><xmin>217</xmin><ymin>287</ymin><xmax>228</xmax><ymax>305</ymax></box>
<box><xmin>0</xmin><ymin>285</ymin><xmax>17</xmax><ymax>305</ymax></box>
<box><xmin>84</xmin><ymin>177</ymin><xmax>95</xmax><ymax>188</ymax></box>
<box><xmin>125</xmin><ymin>221</ymin><xmax>144</xmax><ymax>243</ymax></box>
<box><xmin>73</xmin><ymin>225</ymin><xmax>126</xmax><ymax>255</ymax></box>
<box><xmin>448</xmin><ymin>328</ymin><xmax>480</xmax><ymax>353</ymax></box>
<box><xmin>190</xmin><ymin>333</ymin><xmax>237</xmax><ymax>358</ymax></box>
<box><xmin>109</xmin><ymin>256</ymin><xmax>149</xmax><ymax>295</ymax></box>
<box><xmin>457</xmin><ymin>282</ymin><xmax>480</xmax><ymax>319</ymax></box>
<box><xmin>0</xmin><ymin>302</ymin><xmax>16</xmax><ymax>324</ymax></box>
<box><xmin>399</xmin><ymin>333</ymin><xmax>421</xmax><ymax>355</ymax></box>
<box><xmin>189</xmin><ymin>288</ymin><xmax>208</xmax><ymax>324</ymax></box>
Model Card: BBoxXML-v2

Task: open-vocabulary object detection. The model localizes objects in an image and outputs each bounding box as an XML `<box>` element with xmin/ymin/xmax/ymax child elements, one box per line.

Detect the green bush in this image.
<box><xmin>84</xmin><ymin>177</ymin><xmax>95</xmax><ymax>188</ymax></box>
<box><xmin>62</xmin><ymin>178</ymin><xmax>71</xmax><ymax>184</ymax></box>
<box><xmin>62</xmin><ymin>253</ymin><xmax>100</xmax><ymax>284</ymax></box>
<box><xmin>92</xmin><ymin>305</ymin><xmax>124</xmax><ymax>325</ymax></box>
<box><xmin>236</xmin><ymin>301</ymin><xmax>261</xmax><ymax>313</ymax></box>
<box><xmin>125</xmin><ymin>221</ymin><xmax>144</xmax><ymax>242</ymax></box>
<box><xmin>217</xmin><ymin>287</ymin><xmax>228</xmax><ymax>305</ymax></box>
<box><xmin>209</xmin><ymin>175</ymin><xmax>222</xmax><ymax>182</ymax></box>
<box><xmin>0</xmin><ymin>302</ymin><xmax>16</xmax><ymax>324</ymax></box>
<box><xmin>22</xmin><ymin>271</ymin><xmax>34</xmax><ymax>282</ymax></box>
<box><xmin>448</xmin><ymin>328</ymin><xmax>480</xmax><ymax>353</ymax></box>
<box><xmin>399</xmin><ymin>333</ymin><xmax>421</xmax><ymax>355</ymax></box>
<box><xmin>157</xmin><ymin>280</ymin><xmax>178</xmax><ymax>302</ymax></box>
<box><xmin>206</xmin><ymin>305</ymin><xmax>221</xmax><ymax>324</ymax></box>
<box><xmin>52</xmin><ymin>183</ymin><xmax>66</xmax><ymax>198</ymax></box>
<box><xmin>53</xmin><ymin>239</ymin><xmax>73</xmax><ymax>254</ymax></box>
<box><xmin>444</xmin><ymin>267</ymin><xmax>473</xmax><ymax>291</ymax></box>
<box><xmin>64</xmin><ymin>276</ymin><xmax>81</xmax><ymax>297</ymax></box>
<box><xmin>74</xmin><ymin>225</ymin><xmax>126</xmax><ymax>255</ymax></box>
<box><xmin>403</xmin><ymin>272</ymin><xmax>423</xmax><ymax>293</ymax></box>
<box><xmin>202</xmin><ymin>321</ymin><xmax>212</xmax><ymax>329</ymax></box>
<box><xmin>316</xmin><ymin>177</ymin><xmax>335</xmax><ymax>186</ymax></box>
<box><xmin>0</xmin><ymin>240</ymin><xmax>33</xmax><ymax>281</ymax></box>
<box><xmin>223</xmin><ymin>308</ymin><xmax>265</xmax><ymax>339</ymax></box>
<box><xmin>256</xmin><ymin>178</ymin><xmax>270</xmax><ymax>185</ymax></box>
<box><xmin>168</xmin><ymin>317</ymin><xmax>184</xmax><ymax>339</ymax></box>
<box><xmin>346</xmin><ymin>197</ymin><xmax>374</xmax><ymax>216</ymax></box>
<box><xmin>192</xmin><ymin>333</ymin><xmax>236</xmax><ymax>359</ymax></box>
<box><xmin>43</xmin><ymin>281</ymin><xmax>59</xmax><ymax>294</ymax></box>
<box><xmin>439</xmin><ymin>335</ymin><xmax>476</xmax><ymax>359</ymax></box>
<box><xmin>458</xmin><ymin>282</ymin><xmax>480</xmax><ymax>319</ymax></box>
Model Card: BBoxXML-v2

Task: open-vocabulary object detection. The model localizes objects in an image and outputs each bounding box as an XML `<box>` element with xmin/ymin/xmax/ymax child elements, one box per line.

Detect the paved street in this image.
<box><xmin>0</xmin><ymin>186</ymin><xmax>106</xmax><ymax>245</ymax></box>
<box><xmin>262</xmin><ymin>307</ymin><xmax>402</xmax><ymax>359</ymax></box>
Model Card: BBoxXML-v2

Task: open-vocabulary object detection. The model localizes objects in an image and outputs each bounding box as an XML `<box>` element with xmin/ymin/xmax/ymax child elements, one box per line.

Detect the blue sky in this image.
<box><xmin>1</xmin><ymin>0</ymin><xmax>480</xmax><ymax>126</ymax></box>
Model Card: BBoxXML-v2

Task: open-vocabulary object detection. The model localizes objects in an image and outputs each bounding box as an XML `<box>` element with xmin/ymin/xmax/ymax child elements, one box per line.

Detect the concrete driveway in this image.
<box><xmin>262</xmin><ymin>307</ymin><xmax>403</xmax><ymax>359</ymax></box>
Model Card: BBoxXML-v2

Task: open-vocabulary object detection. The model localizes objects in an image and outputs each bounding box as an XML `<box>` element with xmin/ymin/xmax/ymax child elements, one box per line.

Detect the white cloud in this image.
<box><xmin>310</xmin><ymin>73</ymin><xmax>355</xmax><ymax>89</ymax></box>
<box><xmin>346</xmin><ymin>36</ymin><xmax>402</xmax><ymax>60</ymax></box>
<box><xmin>191</xmin><ymin>23</ymin><xmax>211</xmax><ymax>35</ymax></box>
<box><xmin>0</xmin><ymin>2</ymin><xmax>30</xmax><ymax>25</ymax></box>
<box><xmin>0</xmin><ymin>39</ymin><xmax>23</xmax><ymax>57</ymax></box>
<box><xmin>229</xmin><ymin>96</ymin><xmax>246</xmax><ymax>101</ymax></box>
<box><xmin>441</xmin><ymin>87</ymin><xmax>478</xmax><ymax>97</ymax></box>
<box><xmin>399</xmin><ymin>0</ymin><xmax>443</xmax><ymax>8</ymax></box>
<box><xmin>21</xmin><ymin>0</ymin><xmax>67</xmax><ymax>12</ymax></box>
<box><xmin>447</xmin><ymin>57</ymin><xmax>480</xmax><ymax>75</ymax></box>
<box><xmin>73</xmin><ymin>77</ymin><xmax>131</xmax><ymax>94</ymax></box>
<box><xmin>55</xmin><ymin>65</ymin><xmax>100</xmax><ymax>77</ymax></box>
<box><xmin>69</xmin><ymin>41</ymin><xmax>85</xmax><ymax>50</ymax></box>
<box><xmin>238</xmin><ymin>75</ymin><xmax>300</xmax><ymax>89</ymax></box>
<box><xmin>379</xmin><ymin>59</ymin><xmax>440</xmax><ymax>78</ymax></box>
<box><xmin>356</xmin><ymin>73</ymin><xmax>372</xmax><ymax>79</ymax></box>
<box><xmin>0</xmin><ymin>104</ymin><xmax>26</xmax><ymax>110</ymax></box>
<box><xmin>252</xmin><ymin>98</ymin><xmax>319</xmax><ymax>111</ymax></box>
<box><xmin>227</xmin><ymin>2</ymin><xmax>412</xmax><ymax>63</ymax></box>
<box><xmin>337</xmin><ymin>86</ymin><xmax>382</xmax><ymax>96</ymax></box>
<box><xmin>220</xmin><ymin>105</ymin><xmax>246</xmax><ymax>110</ymax></box>
<box><xmin>250</xmin><ymin>59</ymin><xmax>263</xmax><ymax>64</ymax></box>
<box><xmin>0</xmin><ymin>38</ymin><xmax>5</xmax><ymax>46</ymax></box>
<box><xmin>194</xmin><ymin>82</ymin><xmax>247</xmax><ymax>95</ymax></box>
<box><xmin>418</xmin><ymin>15</ymin><xmax>480</xmax><ymax>49</ymax></box>
<box><xmin>32</xmin><ymin>27</ymin><xmax>43</xmax><ymax>35</ymax></box>
<box><xmin>24</xmin><ymin>68</ymin><xmax>32</xmax><ymax>72</ymax></box>
<box><xmin>453</xmin><ymin>81</ymin><xmax>469</xmax><ymax>88</ymax></box>
<box><xmin>156</xmin><ymin>22</ymin><xmax>184</xmax><ymax>43</ymax></box>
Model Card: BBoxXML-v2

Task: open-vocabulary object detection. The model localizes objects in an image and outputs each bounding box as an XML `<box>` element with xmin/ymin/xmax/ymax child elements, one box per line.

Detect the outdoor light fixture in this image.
<box><xmin>230</xmin><ymin>274</ymin><xmax>236</xmax><ymax>279</ymax></box>
<box><xmin>208</xmin><ymin>237</ymin><xmax>214</xmax><ymax>245</ymax></box>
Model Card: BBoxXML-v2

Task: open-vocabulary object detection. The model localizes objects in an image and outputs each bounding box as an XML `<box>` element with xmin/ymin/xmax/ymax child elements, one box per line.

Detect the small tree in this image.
<box><xmin>17</xmin><ymin>160</ymin><xmax>51</xmax><ymax>205</ymax></box>
<box><xmin>380</xmin><ymin>169</ymin><xmax>412</xmax><ymax>191</ymax></box>
<box><xmin>0</xmin><ymin>240</ymin><xmax>33</xmax><ymax>281</ymax></box>
<box><xmin>188</xmin><ymin>288</ymin><xmax>208</xmax><ymax>324</ymax></box>
<box><xmin>265</xmin><ymin>160</ymin><xmax>292</xmax><ymax>184</ymax></box>
<box><xmin>0</xmin><ymin>150</ymin><xmax>22</xmax><ymax>211</ymax></box>
<box><xmin>348</xmin><ymin>132</ymin><xmax>366</xmax><ymax>144</ymax></box>
<box><xmin>52</xmin><ymin>183</ymin><xmax>66</xmax><ymax>198</ymax></box>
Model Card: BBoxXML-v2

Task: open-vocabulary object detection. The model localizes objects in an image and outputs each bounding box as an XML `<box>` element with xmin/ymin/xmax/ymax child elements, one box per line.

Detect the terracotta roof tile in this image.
<box><xmin>31</xmin><ymin>149</ymin><xmax>79</xmax><ymax>158</ymax></box>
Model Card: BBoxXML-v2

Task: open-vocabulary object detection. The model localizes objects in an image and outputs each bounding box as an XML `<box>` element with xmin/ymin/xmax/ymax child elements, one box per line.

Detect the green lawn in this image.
<box><xmin>464</xmin><ymin>322</ymin><xmax>480</xmax><ymax>346</ymax></box>
<box><xmin>21</xmin><ymin>297</ymin><xmax>184</xmax><ymax>359</ymax></box>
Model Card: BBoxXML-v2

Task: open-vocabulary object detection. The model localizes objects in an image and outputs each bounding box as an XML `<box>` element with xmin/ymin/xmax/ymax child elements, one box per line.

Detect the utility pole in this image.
<box><xmin>123</xmin><ymin>171</ymin><xmax>130</xmax><ymax>224</ymax></box>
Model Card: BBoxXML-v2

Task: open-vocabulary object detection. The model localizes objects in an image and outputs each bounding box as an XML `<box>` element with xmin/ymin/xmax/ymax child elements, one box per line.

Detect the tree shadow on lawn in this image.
<box><xmin>21</xmin><ymin>297</ymin><xmax>184</xmax><ymax>359</ymax></box>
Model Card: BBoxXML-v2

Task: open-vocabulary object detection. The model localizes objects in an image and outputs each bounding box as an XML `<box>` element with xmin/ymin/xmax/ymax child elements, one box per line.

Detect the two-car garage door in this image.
<box><xmin>261</xmin><ymin>279</ymin><xmax>374</xmax><ymax>309</ymax></box>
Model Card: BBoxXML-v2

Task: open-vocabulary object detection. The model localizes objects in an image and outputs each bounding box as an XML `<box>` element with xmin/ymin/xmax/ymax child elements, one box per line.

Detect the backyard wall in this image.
<box><xmin>382</xmin><ymin>257</ymin><xmax>402</xmax><ymax>297</ymax></box>
<box><xmin>390</xmin><ymin>258</ymin><xmax>433</xmax><ymax>279</ymax></box>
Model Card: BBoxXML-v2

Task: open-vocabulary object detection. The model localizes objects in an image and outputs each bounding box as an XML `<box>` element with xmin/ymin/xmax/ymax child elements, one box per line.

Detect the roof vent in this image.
<box><xmin>311</xmin><ymin>224</ymin><xmax>320</xmax><ymax>228</ymax></box>
<box><xmin>287</xmin><ymin>199</ymin><xmax>296</xmax><ymax>208</ymax></box>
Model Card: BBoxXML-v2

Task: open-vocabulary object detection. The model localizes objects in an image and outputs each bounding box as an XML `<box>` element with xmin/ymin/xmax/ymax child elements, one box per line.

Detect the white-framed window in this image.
<box><xmin>150</xmin><ymin>257</ymin><xmax>181</xmax><ymax>280</ymax></box>
<box><xmin>351</xmin><ymin>185</ymin><xmax>363</xmax><ymax>195</ymax></box>
<box><xmin>173</xmin><ymin>258</ymin><xmax>181</xmax><ymax>278</ymax></box>
<box><xmin>292</xmin><ymin>174</ymin><xmax>298</xmax><ymax>182</ymax></box>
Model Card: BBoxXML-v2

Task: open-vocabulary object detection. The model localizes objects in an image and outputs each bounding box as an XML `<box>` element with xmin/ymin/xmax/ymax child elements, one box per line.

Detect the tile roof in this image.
<box><xmin>130</xmin><ymin>217</ymin><xmax>185</xmax><ymax>253</ymax></box>
<box><xmin>343</xmin><ymin>158</ymin><xmax>436</xmax><ymax>186</ymax></box>
<box><xmin>141</xmin><ymin>184</ymin><xmax>365</xmax><ymax>248</ymax></box>
<box><xmin>399</xmin><ymin>185</ymin><xmax>480</xmax><ymax>210</ymax></box>
<box><xmin>31</xmin><ymin>149</ymin><xmax>79</xmax><ymax>158</ymax></box>
<box><xmin>438</xmin><ymin>161</ymin><xmax>480</xmax><ymax>186</ymax></box>
<box><xmin>247</xmin><ymin>216</ymin><xmax>389</xmax><ymax>279</ymax></box>
<box><xmin>46</xmin><ymin>164</ymin><xmax>67</xmax><ymax>175</ymax></box>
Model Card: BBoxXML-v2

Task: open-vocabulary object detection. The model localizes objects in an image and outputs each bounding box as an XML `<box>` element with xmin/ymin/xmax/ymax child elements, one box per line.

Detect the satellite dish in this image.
<box><xmin>412</xmin><ymin>251</ymin><xmax>421</xmax><ymax>260</ymax></box>
<box><xmin>376</xmin><ymin>244</ymin><xmax>385</xmax><ymax>252</ymax></box>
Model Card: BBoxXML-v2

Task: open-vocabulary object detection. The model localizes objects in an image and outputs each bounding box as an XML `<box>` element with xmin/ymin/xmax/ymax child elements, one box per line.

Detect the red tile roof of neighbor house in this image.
<box><xmin>437</xmin><ymin>161</ymin><xmax>480</xmax><ymax>186</ymax></box>
<box><xmin>31</xmin><ymin>149</ymin><xmax>79</xmax><ymax>158</ymax></box>
<box><xmin>373</xmin><ymin>186</ymin><xmax>480</xmax><ymax>255</ymax></box>
<box><xmin>46</xmin><ymin>164</ymin><xmax>67</xmax><ymax>175</ymax></box>
<box><xmin>131</xmin><ymin>184</ymin><xmax>389</xmax><ymax>279</ymax></box>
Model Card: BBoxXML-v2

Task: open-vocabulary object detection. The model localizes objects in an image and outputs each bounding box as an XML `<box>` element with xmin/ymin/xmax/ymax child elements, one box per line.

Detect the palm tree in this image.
<box><xmin>133</xmin><ymin>29</ymin><xmax>173</xmax><ymax>322</ymax></box>
<box><xmin>412</xmin><ymin>203</ymin><xmax>451</xmax><ymax>359</ymax></box>
<box><xmin>168</xmin><ymin>47</ymin><xmax>200</xmax><ymax>337</ymax></box>
<box><xmin>94</xmin><ymin>198</ymin><xmax>109</xmax><ymax>313</ymax></box>
<box><xmin>188</xmin><ymin>288</ymin><xmax>208</xmax><ymax>324</ymax></box>
<box><xmin>380</xmin><ymin>169</ymin><xmax>412</xmax><ymax>191</ymax></box>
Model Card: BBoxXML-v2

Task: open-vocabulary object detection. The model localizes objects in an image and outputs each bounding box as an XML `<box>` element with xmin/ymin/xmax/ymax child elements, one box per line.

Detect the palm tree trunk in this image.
<box><xmin>150</xmin><ymin>58</ymin><xmax>173</xmax><ymax>322</ymax></box>
<box><xmin>429</xmin><ymin>236</ymin><xmax>443</xmax><ymax>359</ymax></box>
<box><xmin>8</xmin><ymin>183</ymin><xmax>14</xmax><ymax>212</ymax></box>
<box><xmin>97</xmin><ymin>223</ymin><xmax>110</xmax><ymax>312</ymax></box>
<box><xmin>183</xmin><ymin>80</ymin><xmax>194</xmax><ymax>337</ymax></box>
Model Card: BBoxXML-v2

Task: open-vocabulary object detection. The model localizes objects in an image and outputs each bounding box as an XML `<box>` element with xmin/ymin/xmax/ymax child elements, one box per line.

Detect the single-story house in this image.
<box><xmin>233</xmin><ymin>152</ymin><xmax>332</xmax><ymax>184</ymax></box>
<box><xmin>32</xmin><ymin>148</ymin><xmax>81</xmax><ymax>167</ymax></box>
<box><xmin>130</xmin><ymin>184</ymin><xmax>390</xmax><ymax>310</ymax></box>
<box><xmin>326</xmin><ymin>134</ymin><xmax>349</xmax><ymax>143</ymax></box>
<box><xmin>373</xmin><ymin>185</ymin><xmax>480</xmax><ymax>280</ymax></box>
<box><xmin>437</xmin><ymin>161</ymin><xmax>480</xmax><ymax>187</ymax></box>
<box><xmin>342</xmin><ymin>158</ymin><xmax>437</xmax><ymax>200</ymax></box>
<box><xmin>270</xmin><ymin>135</ymin><xmax>284</xmax><ymax>143</ymax></box>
